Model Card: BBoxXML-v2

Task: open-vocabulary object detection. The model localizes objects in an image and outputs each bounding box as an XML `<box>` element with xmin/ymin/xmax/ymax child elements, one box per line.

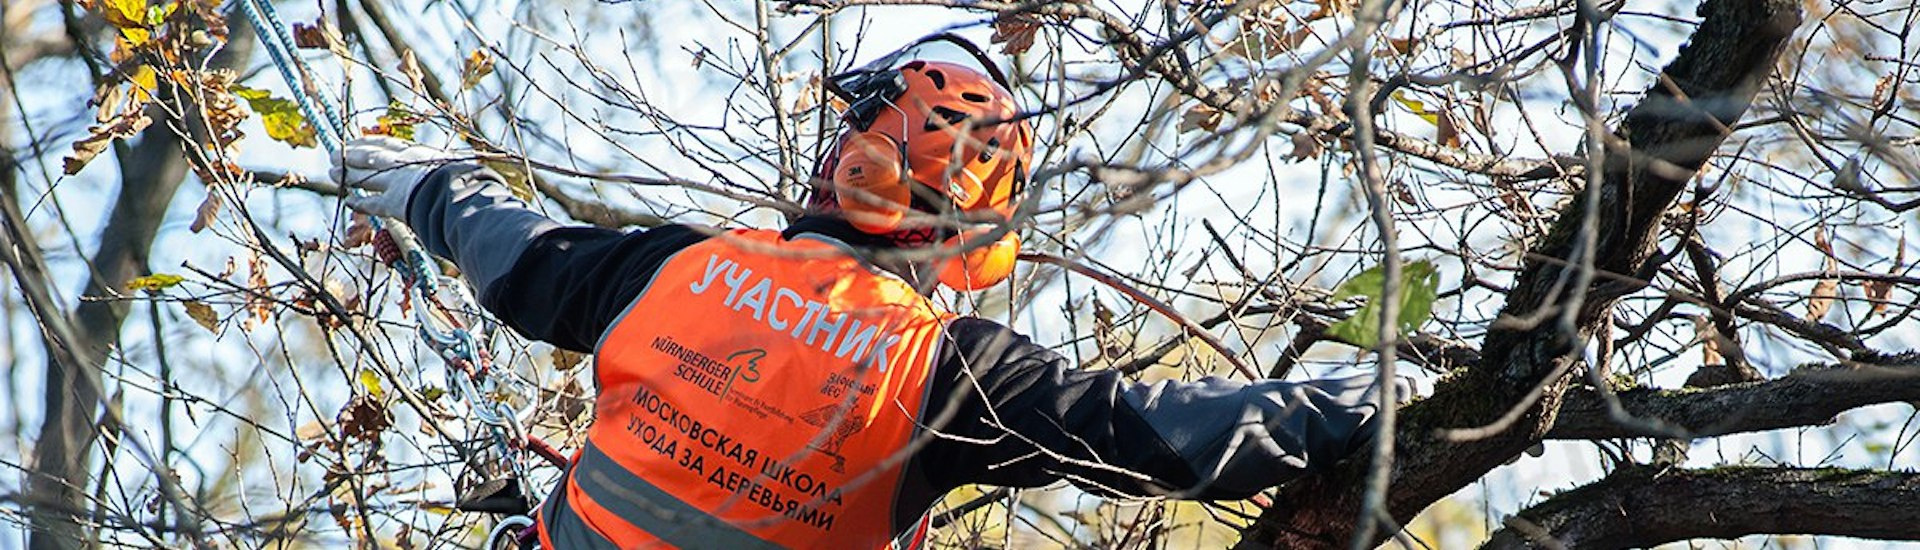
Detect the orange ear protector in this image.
<box><xmin>824</xmin><ymin>34</ymin><xmax>1034</xmax><ymax>291</ymax></box>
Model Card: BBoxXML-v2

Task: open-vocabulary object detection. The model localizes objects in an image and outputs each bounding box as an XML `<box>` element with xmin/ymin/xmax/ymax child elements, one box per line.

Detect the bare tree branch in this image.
<box><xmin>1548</xmin><ymin>360</ymin><xmax>1920</xmax><ymax>440</ymax></box>
<box><xmin>1481</xmin><ymin>466</ymin><xmax>1920</xmax><ymax>549</ymax></box>
<box><xmin>1240</xmin><ymin>0</ymin><xmax>1803</xmax><ymax>545</ymax></box>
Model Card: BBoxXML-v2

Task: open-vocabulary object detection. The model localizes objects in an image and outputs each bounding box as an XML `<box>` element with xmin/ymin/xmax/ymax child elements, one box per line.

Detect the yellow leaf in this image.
<box><xmin>479</xmin><ymin>159</ymin><xmax>535</xmax><ymax>202</ymax></box>
<box><xmin>357</xmin><ymin>368</ymin><xmax>385</xmax><ymax>398</ymax></box>
<box><xmin>460</xmin><ymin>49</ymin><xmax>495</xmax><ymax>92</ymax></box>
<box><xmin>230</xmin><ymin>84</ymin><xmax>318</xmax><ymax>148</ymax></box>
<box><xmin>1807</xmin><ymin>278</ymin><xmax>1838</xmax><ymax>321</ymax></box>
<box><xmin>126</xmin><ymin>273</ymin><xmax>185</xmax><ymax>292</ymax></box>
<box><xmin>129</xmin><ymin>65</ymin><xmax>158</xmax><ymax>103</ymax></box>
<box><xmin>100</xmin><ymin>0</ymin><xmax>148</xmax><ymax>29</ymax></box>
<box><xmin>1391</xmin><ymin>91</ymin><xmax>1440</xmax><ymax>126</ymax></box>
<box><xmin>119</xmin><ymin>27</ymin><xmax>152</xmax><ymax>47</ymax></box>
<box><xmin>182</xmin><ymin>300</ymin><xmax>218</xmax><ymax>332</ymax></box>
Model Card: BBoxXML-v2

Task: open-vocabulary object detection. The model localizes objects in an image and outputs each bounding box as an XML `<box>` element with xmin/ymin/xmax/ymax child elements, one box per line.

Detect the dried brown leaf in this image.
<box><xmin>460</xmin><ymin>49</ymin><xmax>495</xmax><ymax>91</ymax></box>
<box><xmin>1436</xmin><ymin>110</ymin><xmax>1462</xmax><ymax>148</ymax></box>
<box><xmin>293</xmin><ymin>21</ymin><xmax>328</xmax><ymax>49</ymax></box>
<box><xmin>400</xmin><ymin>50</ymin><xmax>428</xmax><ymax>96</ymax></box>
<box><xmin>1386</xmin><ymin>36</ymin><xmax>1420</xmax><ymax>55</ymax></box>
<box><xmin>342</xmin><ymin>213</ymin><xmax>374</xmax><ymax>249</ymax></box>
<box><xmin>1871</xmin><ymin>74</ymin><xmax>1896</xmax><ymax>111</ymax></box>
<box><xmin>1287</xmin><ymin>131</ymin><xmax>1322</xmax><ymax>162</ymax></box>
<box><xmin>1807</xmin><ymin>278</ymin><xmax>1838</xmax><ymax>321</ymax></box>
<box><xmin>552</xmin><ymin>349</ymin><xmax>588</xmax><ymax>371</ymax></box>
<box><xmin>1180</xmin><ymin>103</ymin><xmax>1224</xmax><ymax>133</ymax></box>
<box><xmin>338</xmin><ymin>394</ymin><xmax>391</xmax><ymax>442</ymax></box>
<box><xmin>246</xmin><ymin>254</ymin><xmax>272</xmax><ymax>328</ymax></box>
<box><xmin>190</xmin><ymin>192</ymin><xmax>223</xmax><ymax>233</ymax></box>
<box><xmin>1863</xmin><ymin>279</ymin><xmax>1893</xmax><ymax>318</ymax></box>
<box><xmin>991</xmin><ymin>14</ymin><xmax>1042</xmax><ymax>56</ymax></box>
<box><xmin>1866</xmin><ymin>232</ymin><xmax>1905</xmax><ymax>319</ymax></box>
<box><xmin>1692</xmin><ymin>316</ymin><xmax>1723</xmax><ymax>366</ymax></box>
<box><xmin>295</xmin><ymin>419</ymin><xmax>328</xmax><ymax>441</ymax></box>
<box><xmin>182</xmin><ymin>300</ymin><xmax>219</xmax><ymax>332</ymax></box>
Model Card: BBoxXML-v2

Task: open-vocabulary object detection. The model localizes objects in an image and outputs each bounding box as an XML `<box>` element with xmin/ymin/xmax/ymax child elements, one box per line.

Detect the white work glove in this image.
<box><xmin>330</xmin><ymin>136</ymin><xmax>462</xmax><ymax>219</ymax></box>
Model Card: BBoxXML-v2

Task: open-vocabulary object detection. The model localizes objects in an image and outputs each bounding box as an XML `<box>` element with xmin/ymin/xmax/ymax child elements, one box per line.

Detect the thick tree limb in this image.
<box><xmin>1238</xmin><ymin>0</ymin><xmax>1802</xmax><ymax>546</ymax></box>
<box><xmin>1547</xmin><ymin>362</ymin><xmax>1920</xmax><ymax>440</ymax></box>
<box><xmin>1481</xmin><ymin>467</ymin><xmax>1920</xmax><ymax>549</ymax></box>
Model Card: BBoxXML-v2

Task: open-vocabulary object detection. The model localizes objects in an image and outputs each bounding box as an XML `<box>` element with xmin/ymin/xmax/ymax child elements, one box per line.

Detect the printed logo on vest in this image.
<box><xmin>797</xmin><ymin>403</ymin><xmax>865</xmax><ymax>474</ymax></box>
<box><xmin>652</xmin><ymin>336</ymin><xmax>765</xmax><ymax>399</ymax></box>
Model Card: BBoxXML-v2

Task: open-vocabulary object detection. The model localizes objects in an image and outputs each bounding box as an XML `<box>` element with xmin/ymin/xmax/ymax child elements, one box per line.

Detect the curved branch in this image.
<box><xmin>1547</xmin><ymin>361</ymin><xmax>1920</xmax><ymax>440</ymax></box>
<box><xmin>1481</xmin><ymin>467</ymin><xmax>1920</xmax><ymax>549</ymax></box>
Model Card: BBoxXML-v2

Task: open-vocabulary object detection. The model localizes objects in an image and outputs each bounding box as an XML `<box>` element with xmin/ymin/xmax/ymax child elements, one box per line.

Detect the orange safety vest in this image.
<box><xmin>539</xmin><ymin>229</ymin><xmax>950</xmax><ymax>549</ymax></box>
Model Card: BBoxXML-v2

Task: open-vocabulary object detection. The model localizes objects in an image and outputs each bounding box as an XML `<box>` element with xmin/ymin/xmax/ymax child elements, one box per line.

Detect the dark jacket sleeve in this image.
<box><xmin>914</xmin><ymin>317</ymin><xmax>1394</xmax><ymax>500</ymax></box>
<box><xmin>403</xmin><ymin>163</ymin><xmax>712</xmax><ymax>352</ymax></box>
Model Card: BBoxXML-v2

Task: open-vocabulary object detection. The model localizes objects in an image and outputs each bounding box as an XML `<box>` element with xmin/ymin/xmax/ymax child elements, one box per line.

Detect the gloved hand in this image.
<box><xmin>331</xmin><ymin>136</ymin><xmax>462</xmax><ymax>219</ymax></box>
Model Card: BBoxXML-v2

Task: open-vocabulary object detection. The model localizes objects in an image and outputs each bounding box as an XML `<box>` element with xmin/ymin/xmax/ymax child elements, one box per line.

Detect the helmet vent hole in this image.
<box><xmin>926</xmin><ymin>70</ymin><xmax>947</xmax><ymax>89</ymax></box>
<box><xmin>978</xmin><ymin>137</ymin><xmax>1000</xmax><ymax>162</ymax></box>
<box><xmin>902</xmin><ymin>60</ymin><xmax>926</xmax><ymax>71</ymax></box>
<box><xmin>962</xmin><ymin>92</ymin><xmax>989</xmax><ymax>103</ymax></box>
<box><xmin>926</xmin><ymin>106</ymin><xmax>970</xmax><ymax>131</ymax></box>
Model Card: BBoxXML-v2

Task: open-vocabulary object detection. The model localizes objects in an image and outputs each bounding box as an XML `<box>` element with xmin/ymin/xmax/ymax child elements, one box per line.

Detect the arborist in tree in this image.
<box><xmin>333</xmin><ymin>35</ymin><xmax>1402</xmax><ymax>549</ymax></box>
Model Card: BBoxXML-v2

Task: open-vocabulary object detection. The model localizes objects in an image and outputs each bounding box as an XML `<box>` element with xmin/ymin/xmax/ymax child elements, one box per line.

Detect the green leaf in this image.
<box><xmin>375</xmin><ymin>102</ymin><xmax>420</xmax><ymax>141</ymax></box>
<box><xmin>126</xmin><ymin>273</ymin><xmax>185</xmax><ymax>292</ymax></box>
<box><xmin>1325</xmin><ymin>260</ymin><xmax>1440</xmax><ymax>349</ymax></box>
<box><xmin>230</xmin><ymin>84</ymin><xmax>318</xmax><ymax>148</ymax></box>
<box><xmin>144</xmin><ymin>1</ymin><xmax>177</xmax><ymax>26</ymax></box>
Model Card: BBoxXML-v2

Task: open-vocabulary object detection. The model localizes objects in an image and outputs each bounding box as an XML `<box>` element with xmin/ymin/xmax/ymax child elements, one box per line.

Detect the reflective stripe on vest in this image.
<box><xmin>547</xmin><ymin>229</ymin><xmax>949</xmax><ymax>548</ymax></box>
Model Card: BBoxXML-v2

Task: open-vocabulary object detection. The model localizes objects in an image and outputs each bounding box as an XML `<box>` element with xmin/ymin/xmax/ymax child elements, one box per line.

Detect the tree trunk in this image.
<box><xmin>23</xmin><ymin>23</ymin><xmax>253</xmax><ymax>549</ymax></box>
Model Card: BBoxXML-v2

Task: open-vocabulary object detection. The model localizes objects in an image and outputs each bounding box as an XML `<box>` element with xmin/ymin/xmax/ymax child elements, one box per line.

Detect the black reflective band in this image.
<box><xmin>562</xmin><ymin>443</ymin><xmax>783</xmax><ymax>550</ymax></box>
<box><xmin>538</xmin><ymin>474</ymin><xmax>619</xmax><ymax>549</ymax></box>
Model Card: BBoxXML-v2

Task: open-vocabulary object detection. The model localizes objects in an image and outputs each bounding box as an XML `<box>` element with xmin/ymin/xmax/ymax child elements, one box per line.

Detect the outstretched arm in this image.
<box><xmin>335</xmin><ymin>138</ymin><xmax>712</xmax><ymax>352</ymax></box>
<box><xmin>917</xmin><ymin>317</ymin><xmax>1395</xmax><ymax>500</ymax></box>
<box><xmin>400</xmin><ymin>163</ymin><xmax>713</xmax><ymax>352</ymax></box>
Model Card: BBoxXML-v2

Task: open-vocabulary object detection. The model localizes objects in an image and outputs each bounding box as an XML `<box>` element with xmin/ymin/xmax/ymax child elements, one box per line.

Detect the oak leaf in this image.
<box><xmin>991</xmin><ymin>14</ymin><xmax>1042</xmax><ymax>56</ymax></box>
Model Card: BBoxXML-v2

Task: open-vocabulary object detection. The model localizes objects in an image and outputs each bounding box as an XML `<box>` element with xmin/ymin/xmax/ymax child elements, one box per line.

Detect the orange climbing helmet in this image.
<box><xmin>815</xmin><ymin>34</ymin><xmax>1034</xmax><ymax>291</ymax></box>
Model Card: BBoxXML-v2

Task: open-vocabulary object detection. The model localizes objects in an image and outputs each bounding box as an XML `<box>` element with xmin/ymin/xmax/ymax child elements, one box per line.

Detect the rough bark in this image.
<box><xmin>1481</xmin><ymin>467</ymin><xmax>1920</xmax><ymax>549</ymax></box>
<box><xmin>1237</xmin><ymin>0</ymin><xmax>1803</xmax><ymax>546</ymax></box>
<box><xmin>1548</xmin><ymin>361</ymin><xmax>1920</xmax><ymax>440</ymax></box>
<box><xmin>22</xmin><ymin>24</ymin><xmax>253</xmax><ymax>550</ymax></box>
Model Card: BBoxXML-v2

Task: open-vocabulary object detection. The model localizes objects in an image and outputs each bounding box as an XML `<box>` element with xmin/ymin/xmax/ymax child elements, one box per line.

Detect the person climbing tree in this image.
<box><xmin>332</xmin><ymin>35</ymin><xmax>1401</xmax><ymax>549</ymax></box>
